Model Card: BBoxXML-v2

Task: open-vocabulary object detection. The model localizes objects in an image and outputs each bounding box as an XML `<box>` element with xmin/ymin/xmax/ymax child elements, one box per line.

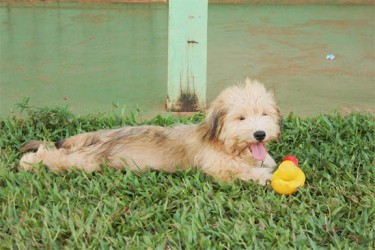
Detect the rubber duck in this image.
<box><xmin>271</xmin><ymin>155</ymin><xmax>306</xmax><ymax>195</ymax></box>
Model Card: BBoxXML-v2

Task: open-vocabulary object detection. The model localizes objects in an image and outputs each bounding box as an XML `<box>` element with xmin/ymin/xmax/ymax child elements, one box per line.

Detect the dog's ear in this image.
<box><xmin>202</xmin><ymin>107</ymin><xmax>227</xmax><ymax>141</ymax></box>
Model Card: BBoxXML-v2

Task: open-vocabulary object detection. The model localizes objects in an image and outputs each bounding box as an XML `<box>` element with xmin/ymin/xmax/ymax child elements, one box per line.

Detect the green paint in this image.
<box><xmin>0</xmin><ymin>3</ymin><xmax>374</xmax><ymax>117</ymax></box>
<box><xmin>0</xmin><ymin>3</ymin><xmax>168</xmax><ymax>116</ymax></box>
<box><xmin>206</xmin><ymin>5</ymin><xmax>375</xmax><ymax>116</ymax></box>
<box><xmin>167</xmin><ymin>0</ymin><xmax>208</xmax><ymax>112</ymax></box>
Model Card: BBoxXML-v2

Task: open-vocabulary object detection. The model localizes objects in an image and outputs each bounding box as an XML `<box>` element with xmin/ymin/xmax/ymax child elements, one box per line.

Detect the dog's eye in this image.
<box><xmin>239</xmin><ymin>116</ymin><xmax>246</xmax><ymax>121</ymax></box>
<box><xmin>262</xmin><ymin>113</ymin><xmax>268</xmax><ymax>116</ymax></box>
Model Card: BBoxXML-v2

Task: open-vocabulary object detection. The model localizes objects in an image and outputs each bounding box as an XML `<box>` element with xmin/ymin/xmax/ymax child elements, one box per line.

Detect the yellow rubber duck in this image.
<box><xmin>271</xmin><ymin>155</ymin><xmax>306</xmax><ymax>195</ymax></box>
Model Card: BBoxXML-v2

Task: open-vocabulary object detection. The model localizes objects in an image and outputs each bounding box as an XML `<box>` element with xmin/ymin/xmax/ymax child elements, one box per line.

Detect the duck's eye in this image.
<box><xmin>239</xmin><ymin>116</ymin><xmax>246</xmax><ymax>121</ymax></box>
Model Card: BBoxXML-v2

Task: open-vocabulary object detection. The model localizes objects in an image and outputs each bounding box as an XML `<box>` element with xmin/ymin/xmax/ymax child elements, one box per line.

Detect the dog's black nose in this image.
<box><xmin>254</xmin><ymin>131</ymin><xmax>266</xmax><ymax>141</ymax></box>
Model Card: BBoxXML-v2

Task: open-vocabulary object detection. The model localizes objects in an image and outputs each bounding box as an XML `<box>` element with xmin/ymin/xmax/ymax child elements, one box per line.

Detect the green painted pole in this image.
<box><xmin>167</xmin><ymin>0</ymin><xmax>208</xmax><ymax>112</ymax></box>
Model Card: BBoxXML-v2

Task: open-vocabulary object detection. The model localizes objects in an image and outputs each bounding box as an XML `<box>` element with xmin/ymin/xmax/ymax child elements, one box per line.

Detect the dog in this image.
<box><xmin>19</xmin><ymin>79</ymin><xmax>281</xmax><ymax>185</ymax></box>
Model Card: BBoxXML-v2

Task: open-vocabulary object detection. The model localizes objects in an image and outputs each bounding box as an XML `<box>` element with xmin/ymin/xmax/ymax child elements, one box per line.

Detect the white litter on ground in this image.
<box><xmin>326</xmin><ymin>54</ymin><xmax>336</xmax><ymax>60</ymax></box>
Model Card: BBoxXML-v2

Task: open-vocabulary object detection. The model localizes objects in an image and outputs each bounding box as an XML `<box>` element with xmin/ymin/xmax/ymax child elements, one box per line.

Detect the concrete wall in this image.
<box><xmin>1</xmin><ymin>3</ymin><xmax>374</xmax><ymax>117</ymax></box>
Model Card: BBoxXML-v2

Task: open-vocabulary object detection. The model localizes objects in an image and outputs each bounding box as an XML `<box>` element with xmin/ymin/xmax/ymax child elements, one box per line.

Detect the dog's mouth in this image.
<box><xmin>248</xmin><ymin>142</ymin><xmax>267</xmax><ymax>161</ymax></box>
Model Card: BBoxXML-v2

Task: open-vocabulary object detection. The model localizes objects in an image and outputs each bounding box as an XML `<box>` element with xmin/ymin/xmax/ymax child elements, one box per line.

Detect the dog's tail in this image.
<box><xmin>20</xmin><ymin>140</ymin><xmax>45</xmax><ymax>153</ymax></box>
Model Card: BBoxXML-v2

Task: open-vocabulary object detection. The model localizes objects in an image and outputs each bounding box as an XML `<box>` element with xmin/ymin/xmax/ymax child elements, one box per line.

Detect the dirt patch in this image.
<box><xmin>339</xmin><ymin>106</ymin><xmax>375</xmax><ymax>116</ymax></box>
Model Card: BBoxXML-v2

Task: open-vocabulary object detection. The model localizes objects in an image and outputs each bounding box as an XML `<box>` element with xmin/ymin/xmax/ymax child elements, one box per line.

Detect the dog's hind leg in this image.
<box><xmin>19</xmin><ymin>143</ymin><xmax>101</xmax><ymax>172</ymax></box>
<box><xmin>19</xmin><ymin>152</ymin><xmax>42</xmax><ymax>171</ymax></box>
<box><xmin>19</xmin><ymin>142</ymin><xmax>55</xmax><ymax>171</ymax></box>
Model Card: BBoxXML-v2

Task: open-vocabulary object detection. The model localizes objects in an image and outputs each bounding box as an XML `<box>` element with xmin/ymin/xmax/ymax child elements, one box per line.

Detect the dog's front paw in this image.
<box><xmin>252</xmin><ymin>167</ymin><xmax>273</xmax><ymax>186</ymax></box>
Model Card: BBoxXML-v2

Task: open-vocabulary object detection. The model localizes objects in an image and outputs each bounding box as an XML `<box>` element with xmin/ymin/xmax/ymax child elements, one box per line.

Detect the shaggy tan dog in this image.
<box><xmin>20</xmin><ymin>79</ymin><xmax>281</xmax><ymax>185</ymax></box>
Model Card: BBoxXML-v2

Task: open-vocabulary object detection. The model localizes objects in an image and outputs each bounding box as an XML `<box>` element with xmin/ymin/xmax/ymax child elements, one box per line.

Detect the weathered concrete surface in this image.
<box><xmin>167</xmin><ymin>0</ymin><xmax>208</xmax><ymax>112</ymax></box>
<box><xmin>0</xmin><ymin>3</ymin><xmax>374</xmax><ymax>117</ymax></box>
<box><xmin>206</xmin><ymin>5</ymin><xmax>375</xmax><ymax>116</ymax></box>
<box><xmin>0</xmin><ymin>3</ymin><xmax>168</xmax><ymax>116</ymax></box>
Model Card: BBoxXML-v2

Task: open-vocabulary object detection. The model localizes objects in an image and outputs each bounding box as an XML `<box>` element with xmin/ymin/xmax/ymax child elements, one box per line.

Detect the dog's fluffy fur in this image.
<box><xmin>19</xmin><ymin>79</ymin><xmax>281</xmax><ymax>185</ymax></box>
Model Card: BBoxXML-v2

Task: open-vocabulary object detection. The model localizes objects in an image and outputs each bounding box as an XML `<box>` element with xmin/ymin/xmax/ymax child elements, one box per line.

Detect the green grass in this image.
<box><xmin>0</xmin><ymin>102</ymin><xmax>374</xmax><ymax>249</ymax></box>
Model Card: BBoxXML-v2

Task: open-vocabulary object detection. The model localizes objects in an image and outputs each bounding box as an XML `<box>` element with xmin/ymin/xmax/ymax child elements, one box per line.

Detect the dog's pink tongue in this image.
<box><xmin>250</xmin><ymin>142</ymin><xmax>267</xmax><ymax>161</ymax></box>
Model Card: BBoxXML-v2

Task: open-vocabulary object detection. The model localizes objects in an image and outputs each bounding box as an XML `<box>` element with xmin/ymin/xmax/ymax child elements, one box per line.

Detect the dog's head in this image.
<box><xmin>202</xmin><ymin>78</ymin><xmax>281</xmax><ymax>160</ymax></box>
